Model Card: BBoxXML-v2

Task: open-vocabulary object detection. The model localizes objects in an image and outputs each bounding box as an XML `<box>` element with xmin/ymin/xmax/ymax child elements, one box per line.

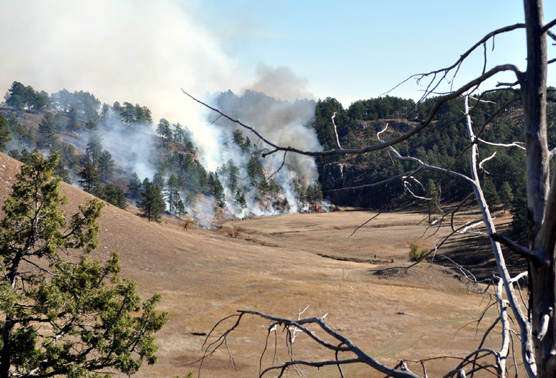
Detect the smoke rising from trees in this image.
<box><xmin>0</xmin><ymin>1</ymin><xmax>328</xmax><ymax>224</ymax></box>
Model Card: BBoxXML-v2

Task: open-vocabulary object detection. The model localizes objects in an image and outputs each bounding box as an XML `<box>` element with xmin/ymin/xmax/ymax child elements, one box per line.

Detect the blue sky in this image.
<box><xmin>0</xmin><ymin>0</ymin><xmax>554</xmax><ymax>121</ymax></box>
<box><xmin>200</xmin><ymin>0</ymin><xmax>555</xmax><ymax>104</ymax></box>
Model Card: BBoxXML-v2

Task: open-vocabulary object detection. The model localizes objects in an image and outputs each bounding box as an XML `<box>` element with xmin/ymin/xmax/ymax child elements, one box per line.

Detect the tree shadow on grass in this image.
<box><xmin>438</xmin><ymin>231</ymin><xmax>528</xmax><ymax>282</ymax></box>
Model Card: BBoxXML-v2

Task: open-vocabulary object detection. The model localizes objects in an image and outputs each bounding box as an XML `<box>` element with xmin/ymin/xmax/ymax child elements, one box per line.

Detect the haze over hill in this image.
<box><xmin>1</xmin><ymin>83</ymin><xmax>331</xmax><ymax>227</ymax></box>
<box><xmin>1</xmin><ymin>78</ymin><xmax>542</xmax><ymax>236</ymax></box>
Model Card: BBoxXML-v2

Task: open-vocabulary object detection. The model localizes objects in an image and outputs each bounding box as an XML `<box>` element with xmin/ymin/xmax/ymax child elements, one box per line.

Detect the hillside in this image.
<box><xmin>0</xmin><ymin>152</ymin><xmax>511</xmax><ymax>377</ymax></box>
<box><xmin>2</xmin><ymin>84</ymin><xmax>544</xmax><ymax>235</ymax></box>
<box><xmin>1</xmin><ymin>85</ymin><xmax>329</xmax><ymax>226</ymax></box>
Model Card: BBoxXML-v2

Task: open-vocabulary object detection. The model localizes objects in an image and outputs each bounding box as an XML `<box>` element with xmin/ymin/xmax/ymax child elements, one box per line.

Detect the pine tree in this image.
<box><xmin>175</xmin><ymin>199</ymin><xmax>186</xmax><ymax>217</ymax></box>
<box><xmin>166</xmin><ymin>174</ymin><xmax>181</xmax><ymax>215</ymax></box>
<box><xmin>227</xmin><ymin>160</ymin><xmax>240</xmax><ymax>193</ymax></box>
<box><xmin>38</xmin><ymin>112</ymin><xmax>58</xmax><ymax>148</ymax></box>
<box><xmin>0</xmin><ymin>114</ymin><xmax>12</xmax><ymax>151</ymax></box>
<box><xmin>305</xmin><ymin>185</ymin><xmax>315</xmax><ymax>202</ymax></box>
<box><xmin>139</xmin><ymin>179</ymin><xmax>166</xmax><ymax>222</ymax></box>
<box><xmin>207</xmin><ymin>172</ymin><xmax>224</xmax><ymax>205</ymax></box>
<box><xmin>4</xmin><ymin>81</ymin><xmax>26</xmax><ymax>111</ymax></box>
<box><xmin>247</xmin><ymin>155</ymin><xmax>264</xmax><ymax>185</ymax></box>
<box><xmin>98</xmin><ymin>183</ymin><xmax>128</xmax><ymax>209</ymax></box>
<box><xmin>54</xmin><ymin>112</ymin><xmax>67</xmax><ymax>133</ymax></box>
<box><xmin>500</xmin><ymin>181</ymin><xmax>514</xmax><ymax>213</ymax></box>
<box><xmin>7</xmin><ymin>115</ymin><xmax>25</xmax><ymax>145</ymax></box>
<box><xmin>232</xmin><ymin>129</ymin><xmax>249</xmax><ymax>151</ymax></box>
<box><xmin>97</xmin><ymin>150</ymin><xmax>115</xmax><ymax>182</ymax></box>
<box><xmin>67</xmin><ymin>105</ymin><xmax>80</xmax><ymax>131</ymax></box>
<box><xmin>156</xmin><ymin>118</ymin><xmax>172</xmax><ymax>145</ymax></box>
<box><xmin>85</xmin><ymin>133</ymin><xmax>102</xmax><ymax>166</ymax></box>
<box><xmin>0</xmin><ymin>152</ymin><xmax>167</xmax><ymax>377</ymax></box>
<box><xmin>482</xmin><ymin>176</ymin><xmax>500</xmax><ymax>207</ymax></box>
<box><xmin>424</xmin><ymin>178</ymin><xmax>442</xmax><ymax>223</ymax></box>
<box><xmin>79</xmin><ymin>163</ymin><xmax>100</xmax><ymax>194</ymax></box>
<box><xmin>53</xmin><ymin>153</ymin><xmax>71</xmax><ymax>183</ymax></box>
<box><xmin>153</xmin><ymin>169</ymin><xmax>165</xmax><ymax>189</ymax></box>
<box><xmin>314</xmin><ymin>183</ymin><xmax>324</xmax><ymax>202</ymax></box>
<box><xmin>128</xmin><ymin>172</ymin><xmax>142</xmax><ymax>200</ymax></box>
<box><xmin>235</xmin><ymin>191</ymin><xmax>247</xmax><ymax>209</ymax></box>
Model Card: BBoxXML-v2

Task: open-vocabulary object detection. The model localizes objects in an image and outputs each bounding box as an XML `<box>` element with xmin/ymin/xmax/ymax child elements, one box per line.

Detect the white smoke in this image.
<box><xmin>0</xmin><ymin>1</ymin><xmax>326</xmax><ymax>224</ymax></box>
<box><xmin>175</xmin><ymin>65</ymin><xmax>324</xmax><ymax>221</ymax></box>
<box><xmin>182</xmin><ymin>105</ymin><xmax>225</xmax><ymax>173</ymax></box>
<box><xmin>184</xmin><ymin>80</ymin><xmax>321</xmax><ymax>220</ymax></box>
<box><xmin>99</xmin><ymin>111</ymin><xmax>156</xmax><ymax>181</ymax></box>
<box><xmin>0</xmin><ymin>0</ymin><xmax>243</xmax><ymax>124</ymax></box>
<box><xmin>214</xmin><ymin>86</ymin><xmax>321</xmax><ymax>187</ymax></box>
<box><xmin>246</xmin><ymin>63</ymin><xmax>313</xmax><ymax>103</ymax></box>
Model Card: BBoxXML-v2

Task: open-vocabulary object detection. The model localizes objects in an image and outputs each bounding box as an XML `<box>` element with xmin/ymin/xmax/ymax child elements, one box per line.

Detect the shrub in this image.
<box><xmin>182</xmin><ymin>215</ymin><xmax>198</xmax><ymax>230</ymax></box>
<box><xmin>409</xmin><ymin>241</ymin><xmax>430</xmax><ymax>262</ymax></box>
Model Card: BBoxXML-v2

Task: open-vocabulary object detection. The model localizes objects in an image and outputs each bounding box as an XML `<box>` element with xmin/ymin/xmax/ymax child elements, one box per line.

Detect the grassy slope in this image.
<box><xmin>0</xmin><ymin>153</ymin><xmax>508</xmax><ymax>378</ymax></box>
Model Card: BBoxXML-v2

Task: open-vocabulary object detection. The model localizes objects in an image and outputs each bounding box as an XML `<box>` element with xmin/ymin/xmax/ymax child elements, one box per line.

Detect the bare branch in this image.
<box><xmin>375</xmin><ymin>121</ymin><xmax>475</xmax><ymax>185</ymax></box>
<box><xmin>331</xmin><ymin>112</ymin><xmax>342</xmax><ymax>149</ymax></box>
<box><xmin>511</xmin><ymin>271</ymin><xmax>529</xmax><ymax>284</ymax></box>
<box><xmin>267</xmin><ymin>152</ymin><xmax>287</xmax><ymax>181</ymax></box>
<box><xmin>537</xmin><ymin>311</ymin><xmax>551</xmax><ymax>341</ymax></box>
<box><xmin>490</xmin><ymin>233</ymin><xmax>543</xmax><ymax>265</ymax></box>
<box><xmin>469</xmin><ymin>96</ymin><xmax>496</xmax><ymax>104</ymax></box>
<box><xmin>495</xmin><ymin>277</ymin><xmax>511</xmax><ymax>374</ymax></box>
<box><xmin>497</xmin><ymin>80</ymin><xmax>520</xmax><ymax>87</ymax></box>
<box><xmin>477</xmin><ymin>138</ymin><xmax>526</xmax><ymax>150</ymax></box>
<box><xmin>183</xmin><ymin>65</ymin><xmax>521</xmax><ymax>160</ymax></box>
<box><xmin>542</xmin><ymin>18</ymin><xmax>556</xmax><ymax>34</ymax></box>
<box><xmin>463</xmin><ymin>95</ymin><xmax>535</xmax><ymax>374</ymax></box>
<box><xmin>477</xmin><ymin>316</ymin><xmax>502</xmax><ymax>351</ymax></box>
<box><xmin>348</xmin><ymin>212</ymin><xmax>381</xmax><ymax>238</ymax></box>
<box><xmin>450</xmin><ymin>192</ymin><xmax>476</xmax><ymax>232</ymax></box>
<box><xmin>478</xmin><ymin>151</ymin><xmax>497</xmax><ymax>172</ymax></box>
<box><xmin>377</xmin><ymin>123</ymin><xmax>389</xmax><ymax>139</ymax></box>
<box><xmin>237</xmin><ymin>310</ymin><xmax>422</xmax><ymax>378</ymax></box>
<box><xmin>403</xmin><ymin>180</ymin><xmax>430</xmax><ymax>201</ymax></box>
<box><xmin>193</xmin><ymin>313</ymin><xmax>244</xmax><ymax>376</ymax></box>
<box><xmin>439</xmin><ymin>96</ymin><xmax>521</xmax><ymax>188</ymax></box>
<box><xmin>457</xmin><ymin>219</ymin><xmax>486</xmax><ymax>234</ymax></box>
<box><xmin>323</xmin><ymin>167</ymin><xmax>425</xmax><ymax>193</ymax></box>
<box><xmin>445</xmin><ymin>348</ymin><xmax>502</xmax><ymax>377</ymax></box>
<box><xmin>259</xmin><ymin>358</ymin><xmax>360</xmax><ymax>378</ymax></box>
<box><xmin>384</xmin><ymin>23</ymin><xmax>525</xmax><ymax>97</ymax></box>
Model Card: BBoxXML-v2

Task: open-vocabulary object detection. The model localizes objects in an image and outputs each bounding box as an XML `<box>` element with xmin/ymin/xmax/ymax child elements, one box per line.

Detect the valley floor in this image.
<box><xmin>116</xmin><ymin>210</ymin><xmax>508</xmax><ymax>378</ymax></box>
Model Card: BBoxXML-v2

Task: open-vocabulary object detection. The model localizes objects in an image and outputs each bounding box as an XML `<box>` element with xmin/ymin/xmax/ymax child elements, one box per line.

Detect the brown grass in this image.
<box><xmin>0</xmin><ymin>153</ymin><xmax>512</xmax><ymax>378</ymax></box>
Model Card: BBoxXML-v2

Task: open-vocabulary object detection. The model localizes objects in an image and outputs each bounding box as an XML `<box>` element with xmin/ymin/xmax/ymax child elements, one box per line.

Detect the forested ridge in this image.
<box><xmin>1</xmin><ymin>80</ymin><xmax>553</xmax><ymax>236</ymax></box>
<box><xmin>312</xmin><ymin>90</ymin><xmax>555</xmax><ymax>242</ymax></box>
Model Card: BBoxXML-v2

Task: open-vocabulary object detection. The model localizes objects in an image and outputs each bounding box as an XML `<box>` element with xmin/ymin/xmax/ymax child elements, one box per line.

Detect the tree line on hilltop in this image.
<box><xmin>1</xmin><ymin>80</ymin><xmax>551</xmax><ymax>238</ymax></box>
<box><xmin>310</xmin><ymin>90</ymin><xmax>556</xmax><ymax>244</ymax></box>
<box><xmin>0</xmin><ymin>82</ymin><xmax>324</xmax><ymax>224</ymax></box>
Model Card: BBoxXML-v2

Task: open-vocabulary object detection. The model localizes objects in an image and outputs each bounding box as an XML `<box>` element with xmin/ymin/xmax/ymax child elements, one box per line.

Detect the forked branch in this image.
<box><xmin>205</xmin><ymin>310</ymin><xmax>419</xmax><ymax>378</ymax></box>
<box><xmin>182</xmin><ymin>64</ymin><xmax>521</xmax><ymax>159</ymax></box>
<box><xmin>200</xmin><ymin>309</ymin><xmax>518</xmax><ymax>378</ymax></box>
<box><xmin>386</xmin><ymin>23</ymin><xmax>525</xmax><ymax>100</ymax></box>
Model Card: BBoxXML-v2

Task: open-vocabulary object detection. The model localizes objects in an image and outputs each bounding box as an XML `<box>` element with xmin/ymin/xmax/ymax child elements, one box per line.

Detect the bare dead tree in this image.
<box><xmin>185</xmin><ymin>0</ymin><xmax>556</xmax><ymax>377</ymax></box>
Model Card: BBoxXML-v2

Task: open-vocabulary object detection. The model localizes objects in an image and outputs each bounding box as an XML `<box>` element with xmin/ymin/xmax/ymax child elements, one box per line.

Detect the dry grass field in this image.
<box><xmin>0</xmin><ymin>153</ymin><xmax>513</xmax><ymax>378</ymax></box>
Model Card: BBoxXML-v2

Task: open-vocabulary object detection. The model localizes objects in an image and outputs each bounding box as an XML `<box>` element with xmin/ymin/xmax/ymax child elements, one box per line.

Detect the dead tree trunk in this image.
<box><xmin>522</xmin><ymin>1</ymin><xmax>556</xmax><ymax>377</ymax></box>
